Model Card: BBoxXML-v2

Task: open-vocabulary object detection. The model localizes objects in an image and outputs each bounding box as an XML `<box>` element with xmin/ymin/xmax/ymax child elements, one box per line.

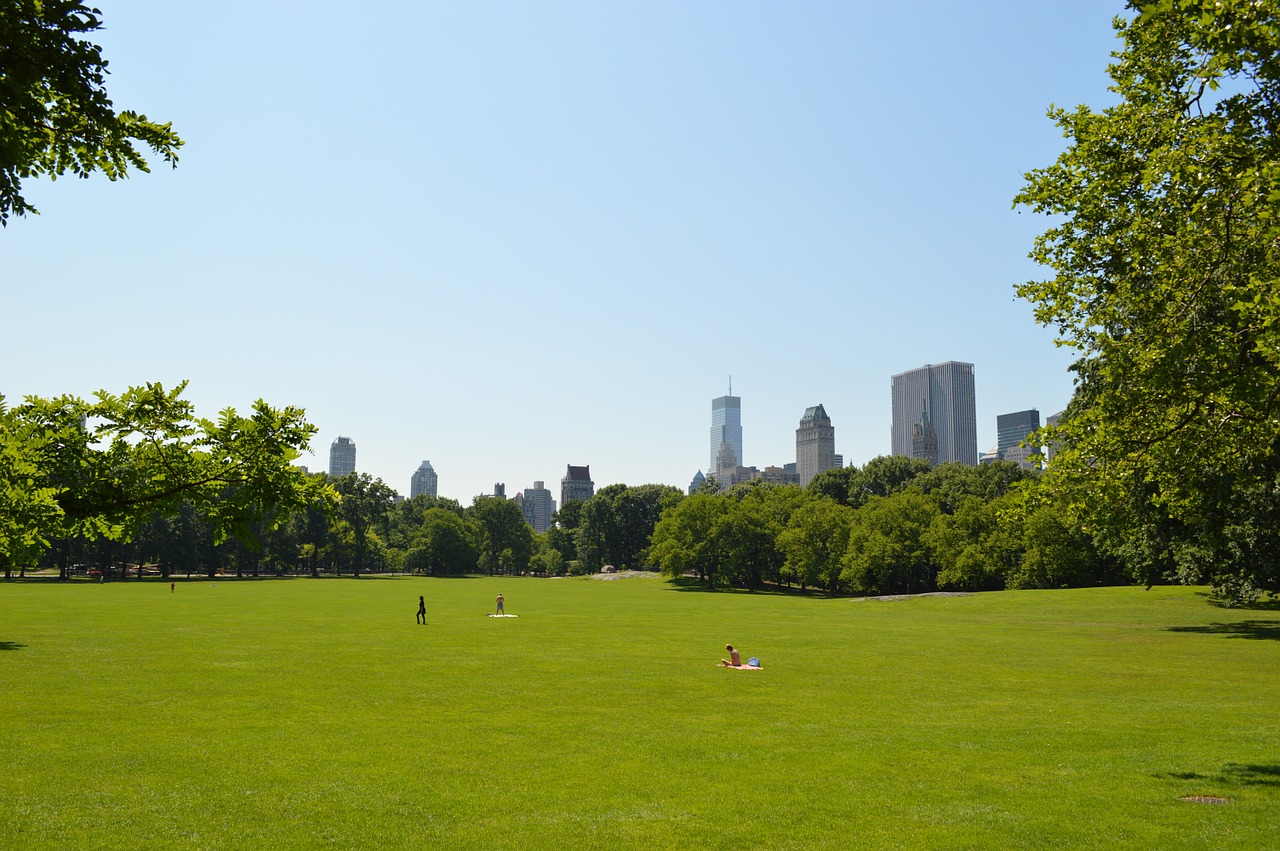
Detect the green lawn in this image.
<box><xmin>2</xmin><ymin>576</ymin><xmax>1277</xmax><ymax>849</ymax></box>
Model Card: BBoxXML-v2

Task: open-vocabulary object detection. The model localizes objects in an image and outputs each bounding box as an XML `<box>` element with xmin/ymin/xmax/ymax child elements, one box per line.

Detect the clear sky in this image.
<box><xmin>4</xmin><ymin>1</ymin><xmax>1128</xmax><ymax>504</ymax></box>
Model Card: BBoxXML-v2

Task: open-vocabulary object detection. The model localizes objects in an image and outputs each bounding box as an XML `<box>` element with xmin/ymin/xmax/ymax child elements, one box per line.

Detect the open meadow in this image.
<box><xmin>2</xmin><ymin>576</ymin><xmax>1278</xmax><ymax>849</ymax></box>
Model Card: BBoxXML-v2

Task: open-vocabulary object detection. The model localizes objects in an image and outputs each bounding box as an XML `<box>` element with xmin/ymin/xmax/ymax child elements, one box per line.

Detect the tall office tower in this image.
<box><xmin>409</xmin><ymin>460</ymin><xmax>438</xmax><ymax>499</ymax></box>
<box><xmin>689</xmin><ymin>470</ymin><xmax>706</xmax><ymax>494</ymax></box>
<box><xmin>997</xmin><ymin>409</ymin><xmax>1041</xmax><ymax>461</ymax></box>
<box><xmin>561</xmin><ymin>464</ymin><xmax>594</xmax><ymax>507</ymax></box>
<box><xmin>796</xmin><ymin>404</ymin><xmax>837</xmax><ymax>488</ymax></box>
<box><xmin>329</xmin><ymin>436</ymin><xmax>357</xmax><ymax>477</ymax></box>
<box><xmin>710</xmin><ymin>381</ymin><xmax>743</xmax><ymax>474</ymax></box>
<box><xmin>516</xmin><ymin>481</ymin><xmax>557</xmax><ymax>533</ymax></box>
<box><xmin>493</xmin><ymin>483</ymin><xmax>506</xmax><ymax>498</ymax></box>
<box><xmin>890</xmin><ymin>362</ymin><xmax>978</xmax><ymax>465</ymax></box>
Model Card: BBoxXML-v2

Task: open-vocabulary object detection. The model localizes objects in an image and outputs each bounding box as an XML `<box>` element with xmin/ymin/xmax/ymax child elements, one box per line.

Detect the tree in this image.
<box><xmin>778</xmin><ymin>497</ymin><xmax>855</xmax><ymax>591</ymax></box>
<box><xmin>1015</xmin><ymin>1</ymin><xmax>1280</xmax><ymax>601</ymax></box>
<box><xmin>841</xmin><ymin>492</ymin><xmax>941</xmax><ymax>596</ymax></box>
<box><xmin>405</xmin><ymin>507</ymin><xmax>478</xmax><ymax>576</ymax></box>
<box><xmin>577</xmin><ymin>484</ymin><xmax>682</xmax><ymax>572</ymax></box>
<box><xmin>910</xmin><ymin>461</ymin><xmax>1036</xmax><ymax>515</ymax></box>
<box><xmin>650</xmin><ymin>492</ymin><xmax>730</xmax><ymax>586</ymax></box>
<box><xmin>0</xmin><ymin>1</ymin><xmax>183</xmax><ymax>224</ymax></box>
<box><xmin>333</xmin><ymin>473</ymin><xmax>395</xmax><ymax>576</ymax></box>
<box><xmin>925</xmin><ymin>495</ymin><xmax>1017</xmax><ymax>592</ymax></box>
<box><xmin>0</xmin><ymin>383</ymin><xmax>331</xmax><ymax>575</ymax></box>
<box><xmin>469</xmin><ymin>496</ymin><xmax>532</xmax><ymax>575</ymax></box>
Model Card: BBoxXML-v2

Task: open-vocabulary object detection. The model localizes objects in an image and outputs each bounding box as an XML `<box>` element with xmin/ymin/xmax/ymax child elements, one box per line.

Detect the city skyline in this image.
<box><xmin>326</xmin><ymin>367</ymin><xmax>1053</xmax><ymax>502</ymax></box>
<box><xmin>3</xmin><ymin>1</ymin><xmax>1119</xmax><ymax>505</ymax></box>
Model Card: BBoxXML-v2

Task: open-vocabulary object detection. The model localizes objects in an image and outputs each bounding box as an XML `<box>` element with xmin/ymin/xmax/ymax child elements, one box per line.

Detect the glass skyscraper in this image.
<box><xmin>329</xmin><ymin>436</ymin><xmax>357</xmax><ymax>477</ymax></box>
<box><xmin>410</xmin><ymin>460</ymin><xmax>438</xmax><ymax>498</ymax></box>
<box><xmin>710</xmin><ymin>386</ymin><xmax>743</xmax><ymax>474</ymax></box>
<box><xmin>996</xmin><ymin>409</ymin><xmax>1041</xmax><ymax>460</ymax></box>
<box><xmin>890</xmin><ymin>362</ymin><xmax>978</xmax><ymax>465</ymax></box>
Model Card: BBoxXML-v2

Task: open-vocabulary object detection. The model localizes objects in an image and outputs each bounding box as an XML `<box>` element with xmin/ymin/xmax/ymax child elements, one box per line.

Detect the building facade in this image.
<box><xmin>515</xmin><ymin>481</ymin><xmax>557</xmax><ymax>533</ymax></box>
<box><xmin>890</xmin><ymin>362</ymin><xmax>978</xmax><ymax>465</ymax></box>
<box><xmin>997</xmin><ymin>409</ymin><xmax>1041</xmax><ymax>461</ymax></box>
<box><xmin>912</xmin><ymin>403</ymin><xmax>939</xmax><ymax>463</ymax></box>
<box><xmin>796</xmin><ymin>404</ymin><xmax>836</xmax><ymax>488</ymax></box>
<box><xmin>710</xmin><ymin>384</ymin><xmax>743</xmax><ymax>475</ymax></box>
<box><xmin>560</xmin><ymin>464</ymin><xmax>594</xmax><ymax>507</ymax></box>
<box><xmin>328</xmin><ymin>436</ymin><xmax>357</xmax><ymax>477</ymax></box>
<box><xmin>409</xmin><ymin>460</ymin><xmax>438</xmax><ymax>499</ymax></box>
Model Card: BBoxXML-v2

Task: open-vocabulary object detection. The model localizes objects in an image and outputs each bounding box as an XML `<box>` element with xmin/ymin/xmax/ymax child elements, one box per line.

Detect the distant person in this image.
<box><xmin>170</xmin><ymin>581</ymin><xmax>175</xmax><ymax>593</ymax></box>
<box><xmin>720</xmin><ymin>644</ymin><xmax>741</xmax><ymax>667</ymax></box>
<box><xmin>496</xmin><ymin>593</ymin><xmax>505</xmax><ymax>615</ymax></box>
<box><xmin>416</xmin><ymin>595</ymin><xmax>427</xmax><ymax>625</ymax></box>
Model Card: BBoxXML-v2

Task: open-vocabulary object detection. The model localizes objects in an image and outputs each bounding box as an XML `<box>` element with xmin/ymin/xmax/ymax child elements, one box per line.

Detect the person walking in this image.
<box><xmin>495</xmin><ymin>593</ymin><xmax>505</xmax><ymax>615</ymax></box>
<box><xmin>416</xmin><ymin>595</ymin><xmax>427</xmax><ymax>625</ymax></box>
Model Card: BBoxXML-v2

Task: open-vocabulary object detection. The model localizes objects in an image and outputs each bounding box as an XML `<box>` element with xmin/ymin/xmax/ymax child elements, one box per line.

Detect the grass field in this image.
<box><xmin>2</xmin><ymin>576</ymin><xmax>1278</xmax><ymax>849</ymax></box>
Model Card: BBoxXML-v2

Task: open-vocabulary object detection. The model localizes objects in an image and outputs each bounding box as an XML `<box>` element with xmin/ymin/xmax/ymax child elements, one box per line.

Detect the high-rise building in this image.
<box><xmin>997</xmin><ymin>409</ymin><xmax>1041</xmax><ymax>461</ymax></box>
<box><xmin>710</xmin><ymin>382</ymin><xmax>743</xmax><ymax>475</ymax></box>
<box><xmin>329</xmin><ymin>436</ymin><xmax>357</xmax><ymax>477</ymax></box>
<box><xmin>689</xmin><ymin>470</ymin><xmax>706</xmax><ymax>494</ymax></box>
<box><xmin>912</xmin><ymin>403</ymin><xmax>939</xmax><ymax>463</ymax></box>
<box><xmin>410</xmin><ymin>460</ymin><xmax>438</xmax><ymax>499</ymax></box>
<box><xmin>796</xmin><ymin>404</ymin><xmax>836</xmax><ymax>488</ymax></box>
<box><xmin>890</xmin><ymin>362</ymin><xmax>978</xmax><ymax>465</ymax></box>
<box><xmin>515</xmin><ymin>481</ymin><xmax>556</xmax><ymax>533</ymax></box>
<box><xmin>561</xmin><ymin>464</ymin><xmax>594</xmax><ymax>507</ymax></box>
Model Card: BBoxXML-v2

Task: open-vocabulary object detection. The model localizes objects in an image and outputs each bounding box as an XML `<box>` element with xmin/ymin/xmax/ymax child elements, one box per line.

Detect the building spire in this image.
<box><xmin>729</xmin><ymin>375</ymin><xmax>733</xmax><ymax>396</ymax></box>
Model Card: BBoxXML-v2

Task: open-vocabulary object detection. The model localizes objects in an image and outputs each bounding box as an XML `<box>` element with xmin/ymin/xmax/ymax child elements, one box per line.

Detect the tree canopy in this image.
<box><xmin>1015</xmin><ymin>0</ymin><xmax>1280</xmax><ymax>601</ymax></box>
<box><xmin>0</xmin><ymin>1</ymin><xmax>182</xmax><ymax>223</ymax></box>
<box><xmin>0</xmin><ymin>382</ymin><xmax>331</xmax><ymax>574</ymax></box>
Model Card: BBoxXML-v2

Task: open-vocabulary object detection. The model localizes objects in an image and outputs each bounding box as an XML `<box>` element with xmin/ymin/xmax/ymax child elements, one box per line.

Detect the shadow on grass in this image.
<box><xmin>1196</xmin><ymin>591</ymin><xmax>1280</xmax><ymax>611</ymax></box>
<box><xmin>1167</xmin><ymin>620</ymin><xmax>1280</xmax><ymax>641</ymax></box>
<box><xmin>0</xmin><ymin>641</ymin><xmax>27</xmax><ymax>651</ymax></box>
<box><xmin>1159</xmin><ymin>764</ymin><xmax>1280</xmax><ymax>788</ymax></box>
<box><xmin>660</xmin><ymin>576</ymin><xmax>838</xmax><ymax>598</ymax></box>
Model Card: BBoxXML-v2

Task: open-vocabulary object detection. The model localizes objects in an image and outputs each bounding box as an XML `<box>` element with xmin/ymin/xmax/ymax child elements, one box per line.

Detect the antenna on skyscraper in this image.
<box><xmin>729</xmin><ymin>375</ymin><xmax>732</xmax><ymax>395</ymax></box>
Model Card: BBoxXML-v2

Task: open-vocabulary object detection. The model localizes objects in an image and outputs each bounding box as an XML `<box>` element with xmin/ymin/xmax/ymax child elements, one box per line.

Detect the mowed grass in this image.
<box><xmin>2</xmin><ymin>577</ymin><xmax>1278</xmax><ymax>849</ymax></box>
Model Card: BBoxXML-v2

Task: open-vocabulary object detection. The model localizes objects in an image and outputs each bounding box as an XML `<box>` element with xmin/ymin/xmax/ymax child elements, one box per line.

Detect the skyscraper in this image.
<box><xmin>997</xmin><ymin>409</ymin><xmax>1041</xmax><ymax>460</ymax></box>
<box><xmin>796</xmin><ymin>404</ymin><xmax>836</xmax><ymax>488</ymax></box>
<box><xmin>514</xmin><ymin>481</ymin><xmax>556</xmax><ymax>533</ymax></box>
<box><xmin>710</xmin><ymin>382</ymin><xmax>743</xmax><ymax>475</ymax></box>
<box><xmin>329</xmin><ymin>436</ymin><xmax>356</xmax><ymax>477</ymax></box>
<box><xmin>410</xmin><ymin>460</ymin><xmax>438</xmax><ymax>499</ymax></box>
<box><xmin>890</xmin><ymin>362</ymin><xmax>978</xmax><ymax>465</ymax></box>
<box><xmin>561</xmin><ymin>464</ymin><xmax>594</xmax><ymax>507</ymax></box>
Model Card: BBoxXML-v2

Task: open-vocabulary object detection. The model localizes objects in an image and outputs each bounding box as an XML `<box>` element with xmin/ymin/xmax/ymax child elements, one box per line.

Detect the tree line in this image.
<box><xmin>10</xmin><ymin>442</ymin><xmax>1130</xmax><ymax>600</ymax></box>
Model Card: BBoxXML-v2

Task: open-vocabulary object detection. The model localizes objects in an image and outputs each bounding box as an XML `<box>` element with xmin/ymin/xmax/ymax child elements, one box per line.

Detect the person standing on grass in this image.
<box><xmin>416</xmin><ymin>595</ymin><xmax>427</xmax><ymax>625</ymax></box>
<box><xmin>720</xmin><ymin>644</ymin><xmax>741</xmax><ymax>667</ymax></box>
<box><xmin>496</xmin><ymin>593</ymin><xmax>504</xmax><ymax>615</ymax></box>
<box><xmin>171</xmin><ymin>581</ymin><xmax>175</xmax><ymax>593</ymax></box>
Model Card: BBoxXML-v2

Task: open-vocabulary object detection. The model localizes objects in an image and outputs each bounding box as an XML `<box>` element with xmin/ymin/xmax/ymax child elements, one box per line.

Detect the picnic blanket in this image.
<box><xmin>487</xmin><ymin>613</ymin><xmax>519</xmax><ymax>618</ymax></box>
<box><xmin>722</xmin><ymin>664</ymin><xmax>762</xmax><ymax>670</ymax></box>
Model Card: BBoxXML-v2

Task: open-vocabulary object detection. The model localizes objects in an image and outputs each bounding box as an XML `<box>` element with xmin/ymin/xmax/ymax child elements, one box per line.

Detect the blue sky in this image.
<box><xmin>4</xmin><ymin>1</ymin><xmax>1127</xmax><ymax>503</ymax></box>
